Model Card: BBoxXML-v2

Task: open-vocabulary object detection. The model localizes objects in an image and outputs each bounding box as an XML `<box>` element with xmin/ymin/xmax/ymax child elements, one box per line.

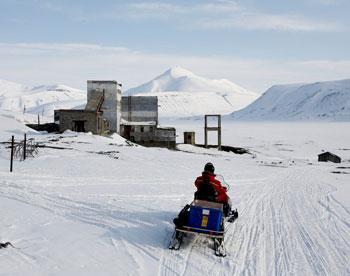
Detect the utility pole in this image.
<box><xmin>23</xmin><ymin>133</ymin><xmax>27</xmax><ymax>160</ymax></box>
<box><xmin>10</xmin><ymin>135</ymin><xmax>14</xmax><ymax>172</ymax></box>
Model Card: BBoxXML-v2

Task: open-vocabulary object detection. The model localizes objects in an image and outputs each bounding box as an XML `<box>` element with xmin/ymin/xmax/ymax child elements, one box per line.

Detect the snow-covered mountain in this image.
<box><xmin>229</xmin><ymin>79</ymin><xmax>350</xmax><ymax>121</ymax></box>
<box><xmin>0</xmin><ymin>68</ymin><xmax>258</xmax><ymax>119</ymax></box>
<box><xmin>124</xmin><ymin>67</ymin><xmax>259</xmax><ymax>117</ymax></box>
<box><xmin>0</xmin><ymin>80</ymin><xmax>86</xmax><ymax>117</ymax></box>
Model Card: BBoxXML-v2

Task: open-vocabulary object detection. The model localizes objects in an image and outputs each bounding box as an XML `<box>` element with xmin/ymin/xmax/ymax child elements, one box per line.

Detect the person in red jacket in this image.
<box><xmin>194</xmin><ymin>162</ymin><xmax>231</xmax><ymax>216</ymax></box>
<box><xmin>173</xmin><ymin>162</ymin><xmax>233</xmax><ymax>228</ymax></box>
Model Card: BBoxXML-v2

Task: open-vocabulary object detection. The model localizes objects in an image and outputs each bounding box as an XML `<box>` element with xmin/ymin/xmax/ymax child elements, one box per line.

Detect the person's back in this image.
<box><xmin>195</xmin><ymin>172</ymin><xmax>219</xmax><ymax>202</ymax></box>
<box><xmin>194</xmin><ymin>162</ymin><xmax>231</xmax><ymax>216</ymax></box>
<box><xmin>173</xmin><ymin>162</ymin><xmax>233</xmax><ymax>228</ymax></box>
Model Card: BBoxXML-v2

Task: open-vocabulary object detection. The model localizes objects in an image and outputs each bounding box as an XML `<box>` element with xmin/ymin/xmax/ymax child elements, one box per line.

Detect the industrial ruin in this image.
<box><xmin>54</xmin><ymin>80</ymin><xmax>176</xmax><ymax>149</ymax></box>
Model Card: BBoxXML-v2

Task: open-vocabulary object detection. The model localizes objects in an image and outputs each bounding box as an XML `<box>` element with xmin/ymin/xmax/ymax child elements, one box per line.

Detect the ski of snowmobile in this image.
<box><xmin>168</xmin><ymin>230</ymin><xmax>183</xmax><ymax>250</ymax></box>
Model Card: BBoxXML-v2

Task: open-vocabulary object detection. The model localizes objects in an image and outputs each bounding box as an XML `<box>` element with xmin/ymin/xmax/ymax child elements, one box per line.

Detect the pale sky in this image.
<box><xmin>1</xmin><ymin>0</ymin><xmax>349</xmax><ymax>93</ymax></box>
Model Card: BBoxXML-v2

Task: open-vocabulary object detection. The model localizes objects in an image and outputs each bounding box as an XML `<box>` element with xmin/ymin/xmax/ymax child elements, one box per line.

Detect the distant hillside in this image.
<box><xmin>0</xmin><ymin>80</ymin><xmax>86</xmax><ymax>117</ymax></box>
<box><xmin>228</xmin><ymin>79</ymin><xmax>350</xmax><ymax>121</ymax></box>
<box><xmin>124</xmin><ymin>66</ymin><xmax>259</xmax><ymax>117</ymax></box>
<box><xmin>1</xmin><ymin>71</ymin><xmax>258</xmax><ymax>119</ymax></box>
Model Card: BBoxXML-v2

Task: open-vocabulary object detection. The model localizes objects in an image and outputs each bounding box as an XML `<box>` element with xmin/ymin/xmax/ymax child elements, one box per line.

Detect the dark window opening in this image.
<box><xmin>74</xmin><ymin>121</ymin><xmax>85</xmax><ymax>132</ymax></box>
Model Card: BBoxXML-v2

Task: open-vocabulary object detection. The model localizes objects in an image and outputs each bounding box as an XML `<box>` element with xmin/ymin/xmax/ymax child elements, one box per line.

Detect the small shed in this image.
<box><xmin>184</xmin><ymin>132</ymin><xmax>195</xmax><ymax>145</ymax></box>
<box><xmin>318</xmin><ymin>152</ymin><xmax>341</xmax><ymax>163</ymax></box>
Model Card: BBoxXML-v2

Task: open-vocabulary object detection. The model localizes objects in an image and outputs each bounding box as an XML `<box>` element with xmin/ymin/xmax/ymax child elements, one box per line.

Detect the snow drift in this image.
<box><xmin>229</xmin><ymin>79</ymin><xmax>350</xmax><ymax>121</ymax></box>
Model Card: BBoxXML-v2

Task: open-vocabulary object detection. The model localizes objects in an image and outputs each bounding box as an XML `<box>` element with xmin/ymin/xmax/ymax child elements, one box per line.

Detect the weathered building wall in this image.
<box><xmin>58</xmin><ymin>110</ymin><xmax>106</xmax><ymax>135</ymax></box>
<box><xmin>88</xmin><ymin>80</ymin><xmax>122</xmax><ymax>134</ymax></box>
<box><xmin>120</xmin><ymin>95</ymin><xmax>176</xmax><ymax>148</ymax></box>
<box><xmin>121</xmin><ymin>96</ymin><xmax>158</xmax><ymax>123</ymax></box>
<box><xmin>121</xmin><ymin>124</ymin><xmax>176</xmax><ymax>149</ymax></box>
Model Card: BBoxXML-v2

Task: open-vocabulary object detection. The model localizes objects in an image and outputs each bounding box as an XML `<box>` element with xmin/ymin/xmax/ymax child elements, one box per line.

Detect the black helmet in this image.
<box><xmin>204</xmin><ymin>162</ymin><xmax>215</xmax><ymax>174</ymax></box>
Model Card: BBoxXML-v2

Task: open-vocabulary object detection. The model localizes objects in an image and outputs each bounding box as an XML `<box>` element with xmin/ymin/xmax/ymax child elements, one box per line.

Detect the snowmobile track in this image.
<box><xmin>159</xmin><ymin>167</ymin><xmax>350</xmax><ymax>275</ymax></box>
<box><xmin>1</xmin><ymin>164</ymin><xmax>350</xmax><ymax>275</ymax></box>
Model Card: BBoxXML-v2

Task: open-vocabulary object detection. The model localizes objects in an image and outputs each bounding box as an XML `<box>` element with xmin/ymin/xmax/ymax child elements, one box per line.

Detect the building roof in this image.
<box><xmin>318</xmin><ymin>152</ymin><xmax>340</xmax><ymax>158</ymax></box>
<box><xmin>120</xmin><ymin>119</ymin><xmax>156</xmax><ymax>126</ymax></box>
<box><xmin>87</xmin><ymin>80</ymin><xmax>122</xmax><ymax>86</ymax></box>
<box><xmin>59</xmin><ymin>109</ymin><xmax>101</xmax><ymax>114</ymax></box>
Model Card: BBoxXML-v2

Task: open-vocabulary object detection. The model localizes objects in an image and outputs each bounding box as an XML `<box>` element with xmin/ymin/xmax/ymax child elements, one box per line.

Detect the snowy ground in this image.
<box><xmin>1</xmin><ymin>111</ymin><xmax>350</xmax><ymax>275</ymax></box>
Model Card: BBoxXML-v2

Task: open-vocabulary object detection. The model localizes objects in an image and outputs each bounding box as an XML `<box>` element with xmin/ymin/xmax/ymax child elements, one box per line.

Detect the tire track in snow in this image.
<box><xmin>0</xmin><ymin>180</ymin><xmax>166</xmax><ymax>275</ymax></box>
<box><xmin>284</xmin><ymin>170</ymin><xmax>350</xmax><ymax>275</ymax></box>
<box><xmin>2</xmin><ymin>164</ymin><xmax>350</xmax><ymax>276</ymax></box>
<box><xmin>216</xmin><ymin>166</ymin><xmax>350</xmax><ymax>275</ymax></box>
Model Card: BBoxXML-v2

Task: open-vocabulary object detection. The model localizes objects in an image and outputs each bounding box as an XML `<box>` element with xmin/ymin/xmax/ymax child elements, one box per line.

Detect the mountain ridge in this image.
<box><xmin>124</xmin><ymin>66</ymin><xmax>256</xmax><ymax>95</ymax></box>
<box><xmin>229</xmin><ymin>78</ymin><xmax>350</xmax><ymax>121</ymax></box>
<box><xmin>124</xmin><ymin>66</ymin><xmax>259</xmax><ymax>117</ymax></box>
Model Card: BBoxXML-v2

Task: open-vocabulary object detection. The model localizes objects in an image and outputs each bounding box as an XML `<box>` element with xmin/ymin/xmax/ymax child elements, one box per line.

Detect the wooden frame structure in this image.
<box><xmin>204</xmin><ymin>114</ymin><xmax>221</xmax><ymax>150</ymax></box>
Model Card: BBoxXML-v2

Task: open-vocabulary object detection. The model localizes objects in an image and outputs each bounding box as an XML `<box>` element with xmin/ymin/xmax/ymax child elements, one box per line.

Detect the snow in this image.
<box><xmin>1</xmin><ymin>70</ymin><xmax>259</xmax><ymax>119</ymax></box>
<box><xmin>0</xmin><ymin>80</ymin><xmax>86</xmax><ymax>117</ymax></box>
<box><xmin>124</xmin><ymin>66</ymin><xmax>252</xmax><ymax>95</ymax></box>
<box><xmin>124</xmin><ymin>67</ymin><xmax>259</xmax><ymax>117</ymax></box>
<box><xmin>1</xmin><ymin>110</ymin><xmax>350</xmax><ymax>275</ymax></box>
<box><xmin>229</xmin><ymin>79</ymin><xmax>350</xmax><ymax>121</ymax></box>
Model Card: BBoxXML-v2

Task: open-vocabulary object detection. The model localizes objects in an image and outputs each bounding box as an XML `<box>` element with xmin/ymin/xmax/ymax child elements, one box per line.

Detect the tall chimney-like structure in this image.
<box><xmin>87</xmin><ymin>80</ymin><xmax>122</xmax><ymax>134</ymax></box>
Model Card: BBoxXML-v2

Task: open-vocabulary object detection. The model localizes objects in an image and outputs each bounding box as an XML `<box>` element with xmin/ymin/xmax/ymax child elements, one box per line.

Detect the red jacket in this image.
<box><xmin>195</xmin><ymin>172</ymin><xmax>229</xmax><ymax>203</ymax></box>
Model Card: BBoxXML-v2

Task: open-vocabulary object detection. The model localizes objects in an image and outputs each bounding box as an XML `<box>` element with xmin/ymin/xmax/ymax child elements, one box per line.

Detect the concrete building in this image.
<box><xmin>87</xmin><ymin>80</ymin><xmax>122</xmax><ymax>134</ymax></box>
<box><xmin>120</xmin><ymin>95</ymin><xmax>176</xmax><ymax>149</ymax></box>
<box><xmin>56</xmin><ymin>89</ymin><xmax>110</xmax><ymax>135</ymax></box>
<box><xmin>58</xmin><ymin>110</ymin><xmax>108</xmax><ymax>135</ymax></box>
<box><xmin>121</xmin><ymin>123</ymin><xmax>176</xmax><ymax>148</ymax></box>
<box><xmin>55</xmin><ymin>80</ymin><xmax>176</xmax><ymax>149</ymax></box>
<box><xmin>122</xmin><ymin>96</ymin><xmax>158</xmax><ymax>124</ymax></box>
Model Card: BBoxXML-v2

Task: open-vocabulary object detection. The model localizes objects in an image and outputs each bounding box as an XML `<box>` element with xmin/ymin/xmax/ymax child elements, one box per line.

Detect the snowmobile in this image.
<box><xmin>169</xmin><ymin>175</ymin><xmax>238</xmax><ymax>257</ymax></box>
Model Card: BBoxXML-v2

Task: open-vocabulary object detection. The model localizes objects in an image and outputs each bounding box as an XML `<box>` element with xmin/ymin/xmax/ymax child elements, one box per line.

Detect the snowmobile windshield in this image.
<box><xmin>215</xmin><ymin>174</ymin><xmax>230</xmax><ymax>192</ymax></box>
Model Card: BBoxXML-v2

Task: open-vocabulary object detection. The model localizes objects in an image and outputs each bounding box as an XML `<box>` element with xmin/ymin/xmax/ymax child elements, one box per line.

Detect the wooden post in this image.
<box><xmin>23</xmin><ymin>133</ymin><xmax>27</xmax><ymax>160</ymax></box>
<box><xmin>218</xmin><ymin>115</ymin><xmax>221</xmax><ymax>150</ymax></box>
<box><xmin>204</xmin><ymin>114</ymin><xmax>221</xmax><ymax>150</ymax></box>
<box><xmin>37</xmin><ymin>114</ymin><xmax>40</xmax><ymax>125</ymax></box>
<box><xmin>10</xmin><ymin>135</ymin><xmax>14</xmax><ymax>172</ymax></box>
<box><xmin>204</xmin><ymin>115</ymin><xmax>208</xmax><ymax>148</ymax></box>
